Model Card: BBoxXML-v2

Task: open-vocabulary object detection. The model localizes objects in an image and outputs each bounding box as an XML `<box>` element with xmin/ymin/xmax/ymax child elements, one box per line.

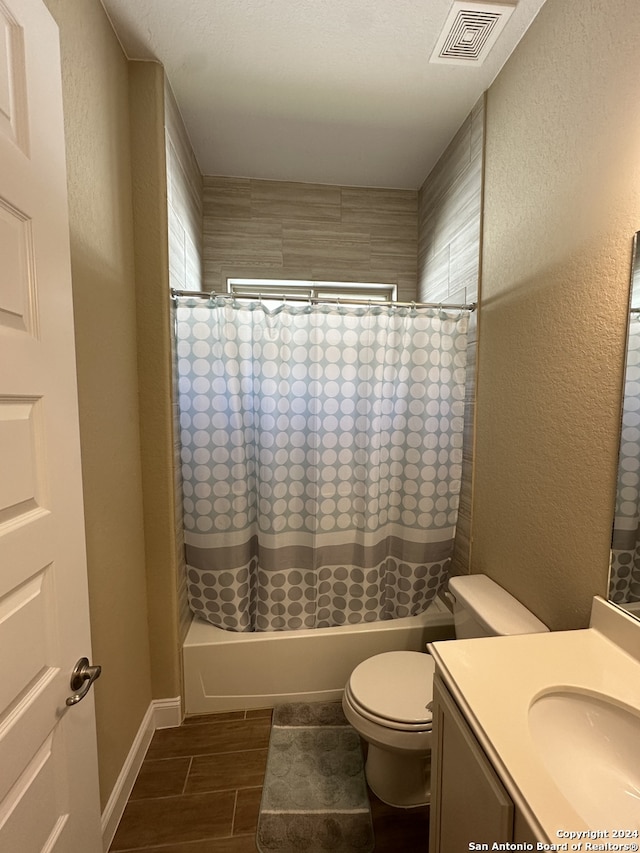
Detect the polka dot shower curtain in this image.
<box><xmin>175</xmin><ymin>296</ymin><xmax>470</xmax><ymax>632</ymax></box>
<box><xmin>610</xmin><ymin>313</ymin><xmax>640</xmax><ymax>603</ymax></box>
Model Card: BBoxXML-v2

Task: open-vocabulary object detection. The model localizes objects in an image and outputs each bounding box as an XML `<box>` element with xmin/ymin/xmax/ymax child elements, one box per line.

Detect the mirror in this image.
<box><xmin>610</xmin><ymin>233</ymin><xmax>640</xmax><ymax>618</ymax></box>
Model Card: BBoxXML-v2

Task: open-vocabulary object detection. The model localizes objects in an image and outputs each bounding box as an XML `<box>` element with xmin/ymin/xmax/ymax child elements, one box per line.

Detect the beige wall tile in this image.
<box><xmin>417</xmin><ymin>106</ymin><xmax>483</xmax><ymax>574</ymax></box>
<box><xmin>341</xmin><ymin>206</ymin><xmax>417</xmax><ymax>230</ymax></box>
<box><xmin>282</xmin><ymin>221</ymin><xmax>370</xmax><ymax>243</ymax></box>
<box><xmin>421</xmin><ymin>114</ymin><xmax>472</xmax><ymax>209</ymax></box>
<box><xmin>417</xmin><ymin>97</ymin><xmax>483</xmax><ymax>305</ymax></box>
<box><xmin>203</xmin><ymin>177</ymin><xmax>419</xmax><ymax>297</ymax></box>
<box><xmin>283</xmin><ymin>240</ymin><xmax>371</xmax><ymax>269</ymax></box>
<box><xmin>341</xmin><ymin>187</ymin><xmax>417</xmax><ymax>213</ymax></box>
<box><xmin>203</xmin><ymin>176</ymin><xmax>252</xmax><ymax>219</ymax></box>
<box><xmin>449</xmin><ymin>219</ymin><xmax>481</xmax><ymax>298</ymax></box>
<box><xmin>250</xmin><ymin>179</ymin><xmax>342</xmax><ymax>221</ymax></box>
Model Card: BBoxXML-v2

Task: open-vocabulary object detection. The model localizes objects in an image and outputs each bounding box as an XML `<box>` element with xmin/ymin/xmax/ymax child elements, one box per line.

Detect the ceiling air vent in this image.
<box><xmin>430</xmin><ymin>1</ymin><xmax>516</xmax><ymax>66</ymax></box>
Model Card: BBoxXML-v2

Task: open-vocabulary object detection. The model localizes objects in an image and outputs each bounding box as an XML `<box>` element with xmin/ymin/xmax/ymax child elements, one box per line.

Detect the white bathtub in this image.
<box><xmin>183</xmin><ymin>597</ymin><xmax>455</xmax><ymax>714</ymax></box>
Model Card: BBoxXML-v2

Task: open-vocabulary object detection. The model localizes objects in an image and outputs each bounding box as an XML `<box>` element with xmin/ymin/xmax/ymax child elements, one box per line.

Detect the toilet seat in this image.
<box><xmin>346</xmin><ymin>651</ymin><xmax>434</xmax><ymax>732</ymax></box>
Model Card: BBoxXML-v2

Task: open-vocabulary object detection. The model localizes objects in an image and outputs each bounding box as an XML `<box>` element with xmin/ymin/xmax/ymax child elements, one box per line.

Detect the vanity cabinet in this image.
<box><xmin>429</xmin><ymin>674</ymin><xmax>538</xmax><ymax>853</ymax></box>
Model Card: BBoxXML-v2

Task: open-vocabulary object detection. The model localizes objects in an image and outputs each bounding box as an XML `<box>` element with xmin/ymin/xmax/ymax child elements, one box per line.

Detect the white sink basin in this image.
<box><xmin>529</xmin><ymin>690</ymin><xmax>640</xmax><ymax>829</ymax></box>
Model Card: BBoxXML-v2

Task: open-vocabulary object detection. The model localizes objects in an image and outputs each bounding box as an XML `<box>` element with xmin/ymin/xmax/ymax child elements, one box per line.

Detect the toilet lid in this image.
<box><xmin>349</xmin><ymin>651</ymin><xmax>435</xmax><ymax>726</ymax></box>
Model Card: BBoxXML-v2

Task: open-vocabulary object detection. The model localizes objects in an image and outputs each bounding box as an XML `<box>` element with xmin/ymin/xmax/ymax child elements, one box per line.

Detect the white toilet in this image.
<box><xmin>341</xmin><ymin>574</ymin><xmax>549</xmax><ymax>808</ymax></box>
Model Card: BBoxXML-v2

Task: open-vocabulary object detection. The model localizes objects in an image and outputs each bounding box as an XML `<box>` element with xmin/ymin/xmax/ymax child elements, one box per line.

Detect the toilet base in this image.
<box><xmin>364</xmin><ymin>743</ymin><xmax>431</xmax><ymax>808</ymax></box>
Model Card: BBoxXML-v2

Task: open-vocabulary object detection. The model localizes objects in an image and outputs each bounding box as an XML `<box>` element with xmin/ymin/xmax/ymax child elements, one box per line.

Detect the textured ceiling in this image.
<box><xmin>101</xmin><ymin>0</ymin><xmax>547</xmax><ymax>189</ymax></box>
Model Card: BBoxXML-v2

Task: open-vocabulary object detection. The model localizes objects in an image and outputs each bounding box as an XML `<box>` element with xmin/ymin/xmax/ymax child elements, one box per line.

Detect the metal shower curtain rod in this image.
<box><xmin>170</xmin><ymin>288</ymin><xmax>476</xmax><ymax>311</ymax></box>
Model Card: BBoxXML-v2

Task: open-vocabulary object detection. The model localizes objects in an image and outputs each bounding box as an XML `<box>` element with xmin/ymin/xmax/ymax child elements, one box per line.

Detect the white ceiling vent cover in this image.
<box><xmin>430</xmin><ymin>1</ymin><xmax>516</xmax><ymax>66</ymax></box>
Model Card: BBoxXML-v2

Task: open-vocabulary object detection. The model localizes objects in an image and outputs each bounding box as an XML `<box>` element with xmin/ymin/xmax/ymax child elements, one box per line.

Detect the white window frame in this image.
<box><xmin>227</xmin><ymin>278</ymin><xmax>397</xmax><ymax>303</ymax></box>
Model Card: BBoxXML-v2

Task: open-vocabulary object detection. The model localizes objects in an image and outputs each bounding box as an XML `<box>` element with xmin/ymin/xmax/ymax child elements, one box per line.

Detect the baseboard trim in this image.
<box><xmin>152</xmin><ymin>696</ymin><xmax>183</xmax><ymax>729</ymax></box>
<box><xmin>101</xmin><ymin>697</ymin><xmax>182</xmax><ymax>852</ymax></box>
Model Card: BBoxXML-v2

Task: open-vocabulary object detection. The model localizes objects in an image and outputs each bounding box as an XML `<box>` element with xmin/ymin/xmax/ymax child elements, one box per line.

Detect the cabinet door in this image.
<box><xmin>430</xmin><ymin>675</ymin><xmax>514</xmax><ymax>853</ymax></box>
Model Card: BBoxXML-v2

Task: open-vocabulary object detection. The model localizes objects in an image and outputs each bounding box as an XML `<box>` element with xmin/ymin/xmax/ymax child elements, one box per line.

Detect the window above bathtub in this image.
<box><xmin>226</xmin><ymin>278</ymin><xmax>397</xmax><ymax>305</ymax></box>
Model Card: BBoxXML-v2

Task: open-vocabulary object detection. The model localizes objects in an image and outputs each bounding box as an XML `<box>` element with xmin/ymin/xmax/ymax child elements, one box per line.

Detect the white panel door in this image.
<box><xmin>0</xmin><ymin>0</ymin><xmax>102</xmax><ymax>850</ymax></box>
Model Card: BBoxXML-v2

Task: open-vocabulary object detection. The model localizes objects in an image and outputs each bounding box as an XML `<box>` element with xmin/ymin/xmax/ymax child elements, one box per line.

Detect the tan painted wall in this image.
<box><xmin>473</xmin><ymin>0</ymin><xmax>640</xmax><ymax>629</ymax></box>
<box><xmin>128</xmin><ymin>62</ymin><xmax>182</xmax><ymax>701</ymax></box>
<box><xmin>164</xmin><ymin>83</ymin><xmax>203</xmax><ymax>644</ymax></box>
<box><xmin>43</xmin><ymin>0</ymin><xmax>153</xmax><ymax>808</ymax></box>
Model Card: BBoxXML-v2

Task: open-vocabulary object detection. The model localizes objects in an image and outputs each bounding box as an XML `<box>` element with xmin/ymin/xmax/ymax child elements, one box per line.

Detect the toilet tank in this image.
<box><xmin>448</xmin><ymin>574</ymin><xmax>549</xmax><ymax>638</ymax></box>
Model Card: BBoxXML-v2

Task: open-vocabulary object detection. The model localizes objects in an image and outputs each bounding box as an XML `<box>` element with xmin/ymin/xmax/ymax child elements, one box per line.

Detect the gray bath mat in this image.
<box><xmin>256</xmin><ymin>702</ymin><xmax>374</xmax><ymax>853</ymax></box>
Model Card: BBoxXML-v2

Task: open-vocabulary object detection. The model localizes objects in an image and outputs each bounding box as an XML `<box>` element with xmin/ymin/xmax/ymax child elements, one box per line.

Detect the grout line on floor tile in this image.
<box><xmin>186</xmin><ymin>782</ymin><xmax>256</xmax><ymax>797</ymax></box>
<box><xmin>230</xmin><ymin>789</ymin><xmax>239</xmax><ymax>835</ymax></box>
<box><xmin>139</xmin><ymin>754</ymin><xmax>191</xmax><ymax>763</ymax></box>
<box><xmin>181</xmin><ymin>756</ymin><xmax>193</xmax><ymax>795</ymax></box>
<box><xmin>180</xmin><ymin>746</ymin><xmax>269</xmax><ymax>760</ymax></box>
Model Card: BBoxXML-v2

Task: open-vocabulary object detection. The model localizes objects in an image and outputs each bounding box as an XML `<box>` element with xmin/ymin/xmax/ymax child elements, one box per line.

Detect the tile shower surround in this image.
<box><xmin>417</xmin><ymin>96</ymin><xmax>483</xmax><ymax>308</ymax></box>
<box><xmin>171</xmin><ymin>102</ymin><xmax>483</xmax><ymax>633</ymax></box>
<box><xmin>108</xmin><ymin>709</ymin><xmax>430</xmax><ymax>852</ymax></box>
<box><xmin>202</xmin><ymin>177</ymin><xmax>419</xmax><ymax>304</ymax></box>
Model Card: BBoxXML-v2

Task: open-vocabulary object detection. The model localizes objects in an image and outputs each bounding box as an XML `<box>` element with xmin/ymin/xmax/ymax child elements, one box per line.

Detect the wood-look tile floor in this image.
<box><xmin>108</xmin><ymin>709</ymin><xmax>429</xmax><ymax>853</ymax></box>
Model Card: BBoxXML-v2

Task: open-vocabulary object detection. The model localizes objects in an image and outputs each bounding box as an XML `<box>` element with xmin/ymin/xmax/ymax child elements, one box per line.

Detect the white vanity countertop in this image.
<box><xmin>428</xmin><ymin>598</ymin><xmax>640</xmax><ymax>842</ymax></box>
